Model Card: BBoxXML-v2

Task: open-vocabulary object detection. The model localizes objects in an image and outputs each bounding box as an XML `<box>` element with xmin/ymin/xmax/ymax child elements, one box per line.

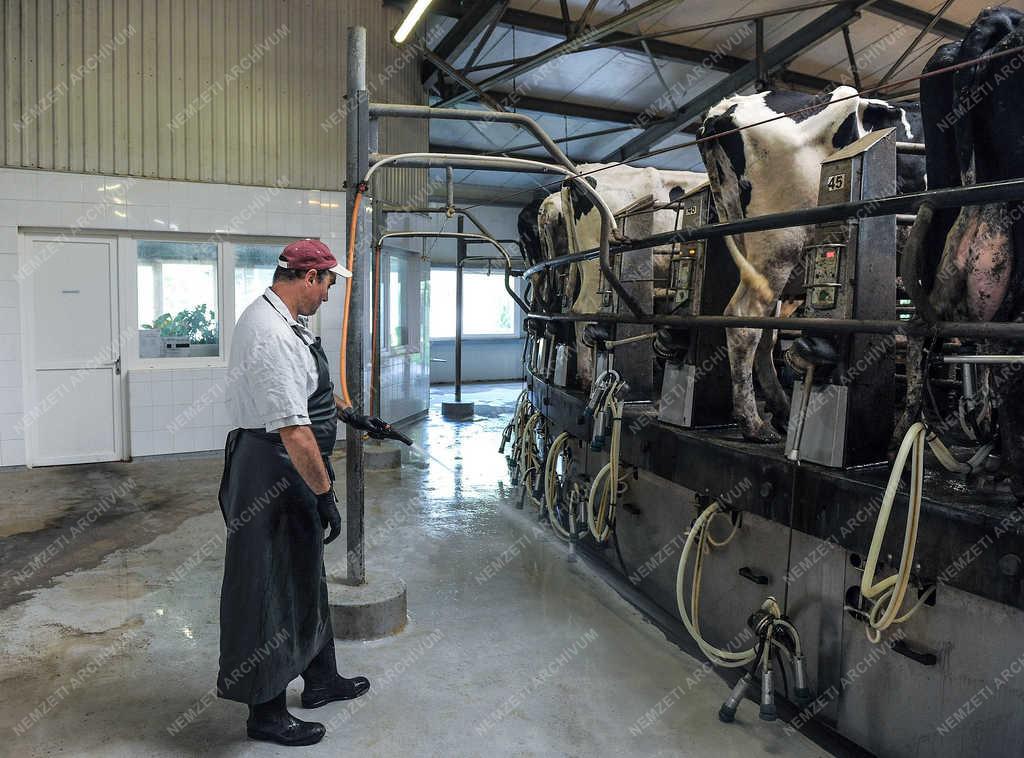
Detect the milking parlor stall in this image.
<box><xmin>2</xmin><ymin>2</ymin><xmax>1024</xmax><ymax>757</ymax></box>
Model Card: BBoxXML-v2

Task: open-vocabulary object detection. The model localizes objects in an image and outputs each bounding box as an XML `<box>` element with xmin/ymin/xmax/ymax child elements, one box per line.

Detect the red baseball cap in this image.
<box><xmin>278</xmin><ymin>239</ymin><xmax>352</xmax><ymax>278</ymax></box>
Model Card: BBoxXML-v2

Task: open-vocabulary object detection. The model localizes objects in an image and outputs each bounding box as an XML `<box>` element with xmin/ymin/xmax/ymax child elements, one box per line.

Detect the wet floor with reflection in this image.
<box><xmin>0</xmin><ymin>381</ymin><xmax>830</xmax><ymax>758</ymax></box>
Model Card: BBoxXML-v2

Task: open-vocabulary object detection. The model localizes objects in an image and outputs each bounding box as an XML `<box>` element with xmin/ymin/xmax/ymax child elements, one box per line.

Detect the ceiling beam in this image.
<box><xmin>436</xmin><ymin>0</ymin><xmax>685</xmax><ymax>108</ymax></box>
<box><xmin>869</xmin><ymin>0</ymin><xmax>967</xmax><ymax>41</ymax></box>
<box><xmin>421</xmin><ymin>0</ymin><xmax>508</xmax><ymax>89</ymax></box>
<box><xmin>601</xmin><ymin>1</ymin><xmax>872</xmax><ymax>163</ymax></box>
<box><xmin>426</xmin><ymin>182</ymin><xmax>536</xmax><ymax>206</ymax></box>
<box><xmin>429</xmin><ymin>89</ymin><xmax>700</xmax><ymax>136</ymax></box>
<box><xmin>418</xmin><ymin>1</ymin><xmax>843</xmax><ymax>95</ymax></box>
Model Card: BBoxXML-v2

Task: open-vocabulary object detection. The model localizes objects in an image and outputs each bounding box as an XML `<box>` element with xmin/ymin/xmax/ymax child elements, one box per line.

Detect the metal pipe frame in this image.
<box><xmin>368</xmin><ymin>103</ymin><xmax>578</xmax><ymax>173</ymax></box>
<box><xmin>456</xmin><ymin>216</ymin><xmax>465</xmax><ymax>401</ymax></box>
<box><xmin>345</xmin><ymin>26</ymin><xmax>368</xmax><ymax>586</ymax></box>
<box><xmin>520</xmin><ymin>175</ymin><xmax>1024</xmax><ymax>341</ymax></box>
<box><xmin>364</xmin><ymin>106</ymin><xmax>650</xmax><ymax>313</ymax></box>
<box><xmin>521</xmin><ymin>176</ymin><xmax>1024</xmax><ymax>280</ymax></box>
<box><xmin>380</xmin><ymin>204</ymin><xmax>506</xmax><ymax>250</ymax></box>
<box><xmin>365</xmin><ymin>150</ymin><xmax>645</xmax><ymax>318</ymax></box>
<box><xmin>527</xmin><ymin>311</ymin><xmax>1024</xmax><ymax>341</ymax></box>
<box><xmin>375</xmin><ymin>231</ymin><xmax>530</xmax><ymax>313</ymax></box>
<box><xmin>942</xmin><ymin>356</ymin><xmax>1024</xmax><ymax>364</ymax></box>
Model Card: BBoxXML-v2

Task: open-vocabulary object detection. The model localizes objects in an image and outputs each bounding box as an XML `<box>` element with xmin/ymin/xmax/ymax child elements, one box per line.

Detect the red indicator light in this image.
<box><xmin>825</xmin><ymin>249</ymin><xmax>836</xmax><ymax>258</ymax></box>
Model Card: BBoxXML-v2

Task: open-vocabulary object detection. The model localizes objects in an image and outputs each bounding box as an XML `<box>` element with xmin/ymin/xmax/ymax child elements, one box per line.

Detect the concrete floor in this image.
<box><xmin>0</xmin><ymin>382</ymin><xmax>831</xmax><ymax>758</ymax></box>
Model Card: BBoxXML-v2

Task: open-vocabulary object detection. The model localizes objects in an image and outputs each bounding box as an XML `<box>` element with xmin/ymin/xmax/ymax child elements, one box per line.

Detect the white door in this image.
<box><xmin>22</xmin><ymin>235</ymin><xmax>123</xmax><ymax>466</ymax></box>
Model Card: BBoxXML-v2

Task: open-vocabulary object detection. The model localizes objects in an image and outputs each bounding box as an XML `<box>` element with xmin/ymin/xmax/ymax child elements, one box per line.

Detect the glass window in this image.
<box><xmin>137</xmin><ymin>240</ymin><xmax>219</xmax><ymax>358</ymax></box>
<box><xmin>429</xmin><ymin>268</ymin><xmax>516</xmax><ymax>339</ymax></box>
<box><xmin>234</xmin><ymin>244</ymin><xmax>281</xmax><ymax>320</ymax></box>
<box><xmin>387</xmin><ymin>253</ymin><xmax>409</xmax><ymax>348</ymax></box>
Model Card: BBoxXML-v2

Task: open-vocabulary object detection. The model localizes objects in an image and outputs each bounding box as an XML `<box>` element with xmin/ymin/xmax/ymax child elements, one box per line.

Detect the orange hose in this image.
<box><xmin>370</xmin><ymin>243</ymin><xmax>381</xmax><ymax>416</ymax></box>
<box><xmin>339</xmin><ymin>190</ymin><xmax>363</xmax><ymax>408</ymax></box>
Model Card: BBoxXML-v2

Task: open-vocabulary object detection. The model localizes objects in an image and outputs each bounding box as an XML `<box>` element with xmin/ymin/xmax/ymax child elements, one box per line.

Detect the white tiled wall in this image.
<box><xmin>0</xmin><ymin>167</ymin><xmax>430</xmax><ymax>467</ymax></box>
<box><xmin>128</xmin><ymin>368</ymin><xmax>235</xmax><ymax>457</ymax></box>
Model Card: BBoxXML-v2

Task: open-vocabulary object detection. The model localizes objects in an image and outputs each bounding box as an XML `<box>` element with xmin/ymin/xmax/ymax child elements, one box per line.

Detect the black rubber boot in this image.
<box><xmin>301</xmin><ymin>640</ymin><xmax>371</xmax><ymax>709</ymax></box>
<box><xmin>246</xmin><ymin>690</ymin><xmax>326</xmax><ymax>747</ymax></box>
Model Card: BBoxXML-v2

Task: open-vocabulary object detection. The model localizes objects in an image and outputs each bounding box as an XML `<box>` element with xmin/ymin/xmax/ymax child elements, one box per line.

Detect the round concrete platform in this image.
<box><xmin>441</xmin><ymin>400</ymin><xmax>475</xmax><ymax>420</ymax></box>
<box><xmin>327</xmin><ymin>569</ymin><xmax>407</xmax><ymax>640</ymax></box>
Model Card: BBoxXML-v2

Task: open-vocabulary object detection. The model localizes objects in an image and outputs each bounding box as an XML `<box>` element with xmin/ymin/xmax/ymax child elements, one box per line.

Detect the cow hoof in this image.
<box><xmin>769</xmin><ymin>413</ymin><xmax>789</xmax><ymax>437</ymax></box>
<box><xmin>742</xmin><ymin>421</ymin><xmax>783</xmax><ymax>444</ymax></box>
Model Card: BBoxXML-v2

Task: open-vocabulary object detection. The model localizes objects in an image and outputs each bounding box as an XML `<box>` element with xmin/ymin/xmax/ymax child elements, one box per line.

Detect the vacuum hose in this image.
<box><xmin>544</xmin><ymin>432</ymin><xmax>575</xmax><ymax>541</ymax></box>
<box><xmin>340</xmin><ymin>189</ymin><xmax>364</xmax><ymax>408</ymax></box>
<box><xmin>859</xmin><ymin>421</ymin><xmax>935</xmax><ymax>642</ymax></box>
<box><xmin>676</xmin><ymin>501</ymin><xmax>770</xmax><ymax>668</ymax></box>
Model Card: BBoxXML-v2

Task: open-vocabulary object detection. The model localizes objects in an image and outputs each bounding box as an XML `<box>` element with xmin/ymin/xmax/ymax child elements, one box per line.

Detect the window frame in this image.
<box><xmin>428</xmin><ymin>265</ymin><xmax>522</xmax><ymax>342</ymax></box>
<box><xmin>121</xmin><ymin>233</ymin><xmax>306</xmax><ymax>370</ymax></box>
<box><xmin>380</xmin><ymin>244</ymin><xmax>423</xmax><ymax>357</ymax></box>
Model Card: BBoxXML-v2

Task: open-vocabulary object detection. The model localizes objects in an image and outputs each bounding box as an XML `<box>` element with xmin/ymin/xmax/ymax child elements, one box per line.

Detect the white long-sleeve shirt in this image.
<box><xmin>228</xmin><ymin>287</ymin><xmax>318</xmax><ymax>432</ymax></box>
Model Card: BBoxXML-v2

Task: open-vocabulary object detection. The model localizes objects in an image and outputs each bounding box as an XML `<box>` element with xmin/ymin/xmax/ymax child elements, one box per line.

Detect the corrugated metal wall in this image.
<box><xmin>0</xmin><ymin>0</ymin><xmax>426</xmax><ymax>199</ymax></box>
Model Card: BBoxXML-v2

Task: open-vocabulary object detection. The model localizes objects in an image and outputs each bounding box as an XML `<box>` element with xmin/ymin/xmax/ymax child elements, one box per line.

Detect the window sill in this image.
<box><xmin>430</xmin><ymin>335</ymin><xmax>522</xmax><ymax>342</ymax></box>
<box><xmin>129</xmin><ymin>358</ymin><xmax>229</xmax><ymax>370</ymax></box>
<box><xmin>381</xmin><ymin>345</ymin><xmax>422</xmax><ymax>358</ymax></box>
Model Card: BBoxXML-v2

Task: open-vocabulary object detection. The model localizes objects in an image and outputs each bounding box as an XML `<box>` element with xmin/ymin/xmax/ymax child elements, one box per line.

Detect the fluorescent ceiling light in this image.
<box><xmin>394</xmin><ymin>0</ymin><xmax>434</xmax><ymax>43</ymax></box>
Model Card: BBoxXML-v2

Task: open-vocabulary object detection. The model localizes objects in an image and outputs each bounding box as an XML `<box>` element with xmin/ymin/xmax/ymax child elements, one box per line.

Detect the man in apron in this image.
<box><xmin>218</xmin><ymin>239</ymin><xmax>398</xmax><ymax>746</ymax></box>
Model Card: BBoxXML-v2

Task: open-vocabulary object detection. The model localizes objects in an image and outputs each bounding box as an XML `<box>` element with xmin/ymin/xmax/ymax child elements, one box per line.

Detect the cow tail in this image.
<box><xmin>900</xmin><ymin>202</ymin><xmax>939</xmax><ymax>322</ymax></box>
<box><xmin>723</xmin><ymin>234</ymin><xmax>773</xmax><ymax>304</ymax></box>
<box><xmin>700</xmin><ymin>138</ymin><xmax>774</xmax><ymax>304</ymax></box>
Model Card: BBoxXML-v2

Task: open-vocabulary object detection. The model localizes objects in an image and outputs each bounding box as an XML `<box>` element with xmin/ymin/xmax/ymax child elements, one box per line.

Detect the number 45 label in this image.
<box><xmin>826</xmin><ymin>173</ymin><xmax>847</xmax><ymax>191</ymax></box>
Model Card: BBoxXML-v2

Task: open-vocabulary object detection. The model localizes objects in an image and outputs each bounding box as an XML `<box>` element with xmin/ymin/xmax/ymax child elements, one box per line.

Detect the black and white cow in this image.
<box><xmin>518</xmin><ymin>196</ymin><xmax>563</xmax><ymax>314</ymax></box>
<box><xmin>901</xmin><ymin>6</ymin><xmax>1024</xmax><ymax>494</ymax></box>
<box><xmin>541</xmin><ymin>163</ymin><xmax>706</xmax><ymax>386</ymax></box>
<box><xmin>698</xmin><ymin>87</ymin><xmax>924</xmax><ymax>442</ymax></box>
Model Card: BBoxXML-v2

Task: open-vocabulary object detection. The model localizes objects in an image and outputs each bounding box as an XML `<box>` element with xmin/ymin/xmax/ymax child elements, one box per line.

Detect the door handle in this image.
<box><xmin>891</xmin><ymin>639</ymin><xmax>937</xmax><ymax>666</ymax></box>
<box><xmin>115</xmin><ymin>357</ymin><xmax>121</xmax><ymax>375</ymax></box>
<box><xmin>738</xmin><ymin>566</ymin><xmax>770</xmax><ymax>585</ymax></box>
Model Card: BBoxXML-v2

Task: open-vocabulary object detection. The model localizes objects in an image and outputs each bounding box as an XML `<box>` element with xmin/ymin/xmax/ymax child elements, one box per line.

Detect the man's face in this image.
<box><xmin>297</xmin><ymin>270</ymin><xmax>338</xmax><ymax>316</ymax></box>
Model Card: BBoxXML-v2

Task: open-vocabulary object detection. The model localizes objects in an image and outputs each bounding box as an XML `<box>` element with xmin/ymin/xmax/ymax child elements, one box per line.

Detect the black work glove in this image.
<box><xmin>339</xmin><ymin>407</ymin><xmax>413</xmax><ymax>445</ymax></box>
<box><xmin>316</xmin><ymin>489</ymin><xmax>341</xmax><ymax>545</ymax></box>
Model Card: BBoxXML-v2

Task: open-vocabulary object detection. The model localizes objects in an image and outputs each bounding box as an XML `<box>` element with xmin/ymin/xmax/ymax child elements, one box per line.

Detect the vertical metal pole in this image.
<box><xmin>369</xmin><ymin>117</ymin><xmax>381</xmax><ymax>421</ymax></box>
<box><xmin>842</xmin><ymin>25</ymin><xmax>862</xmax><ymax>91</ymax></box>
<box><xmin>755</xmin><ymin>18</ymin><xmax>765</xmax><ymax>90</ymax></box>
<box><xmin>345</xmin><ymin>26</ymin><xmax>367</xmax><ymax>586</ymax></box>
<box><xmin>455</xmin><ymin>215</ymin><xmax>465</xmax><ymax>403</ymax></box>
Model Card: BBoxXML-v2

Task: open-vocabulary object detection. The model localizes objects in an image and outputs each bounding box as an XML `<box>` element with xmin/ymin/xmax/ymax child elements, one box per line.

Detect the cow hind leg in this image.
<box><xmin>726</xmin><ymin>277</ymin><xmax>782</xmax><ymax>443</ymax></box>
<box><xmin>893</xmin><ymin>335</ymin><xmax>925</xmax><ymax>449</ymax></box>
<box><xmin>574</xmin><ymin>323</ymin><xmax>593</xmax><ymax>388</ymax></box>
<box><xmin>754</xmin><ymin>324</ymin><xmax>790</xmax><ymax>433</ymax></box>
<box><xmin>996</xmin><ymin>358</ymin><xmax>1024</xmax><ymax>499</ymax></box>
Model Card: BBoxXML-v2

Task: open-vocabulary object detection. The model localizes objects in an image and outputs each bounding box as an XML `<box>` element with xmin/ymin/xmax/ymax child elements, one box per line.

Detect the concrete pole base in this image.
<box><xmin>363</xmin><ymin>441</ymin><xmax>403</xmax><ymax>470</ymax></box>
<box><xmin>441</xmin><ymin>400</ymin><xmax>475</xmax><ymax>420</ymax></box>
<box><xmin>327</xmin><ymin>569</ymin><xmax>408</xmax><ymax>640</ymax></box>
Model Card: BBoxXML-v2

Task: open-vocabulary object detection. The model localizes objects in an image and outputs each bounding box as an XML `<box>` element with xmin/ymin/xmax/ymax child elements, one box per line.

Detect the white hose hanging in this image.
<box><xmin>860</xmin><ymin>421</ymin><xmax>930</xmax><ymax>643</ymax></box>
<box><xmin>520</xmin><ymin>411</ymin><xmax>544</xmax><ymax>507</ymax></box>
<box><xmin>926</xmin><ymin>431</ymin><xmax>994</xmax><ymax>476</ymax></box>
<box><xmin>586</xmin><ymin>395</ymin><xmax>624</xmax><ymax>543</ymax></box>
<box><xmin>544</xmin><ymin>432</ymin><xmax>574</xmax><ymax>541</ymax></box>
<box><xmin>675</xmin><ymin>501</ymin><xmax>769</xmax><ymax>668</ymax></box>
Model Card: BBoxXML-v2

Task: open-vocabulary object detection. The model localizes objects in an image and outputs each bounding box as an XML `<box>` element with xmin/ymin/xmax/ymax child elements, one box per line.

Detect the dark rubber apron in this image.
<box><xmin>216</xmin><ymin>297</ymin><xmax>338</xmax><ymax>704</ymax></box>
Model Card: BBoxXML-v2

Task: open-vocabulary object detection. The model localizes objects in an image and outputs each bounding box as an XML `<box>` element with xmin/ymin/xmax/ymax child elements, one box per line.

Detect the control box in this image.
<box><xmin>658</xmin><ymin>183</ymin><xmax>737</xmax><ymax>428</ymax></box>
<box><xmin>786</xmin><ymin>129</ymin><xmax>898</xmax><ymax>467</ymax></box>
